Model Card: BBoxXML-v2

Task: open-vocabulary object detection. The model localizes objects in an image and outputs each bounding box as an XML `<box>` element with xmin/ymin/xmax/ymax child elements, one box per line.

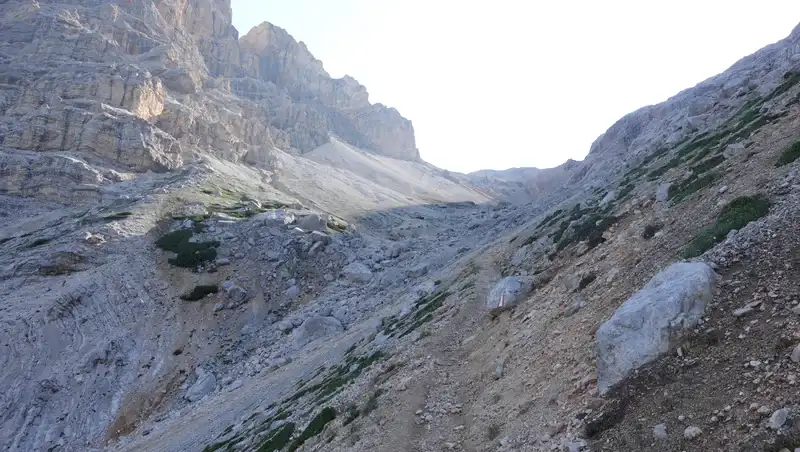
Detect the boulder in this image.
<box><xmin>310</xmin><ymin>231</ymin><xmax>331</xmax><ymax>244</ymax></box>
<box><xmin>723</xmin><ymin>142</ymin><xmax>745</xmax><ymax>159</ymax></box>
<box><xmin>379</xmin><ymin>267</ymin><xmax>406</xmax><ymax>287</ymax></box>
<box><xmin>595</xmin><ymin>262</ymin><xmax>717</xmax><ymax>394</ymax></box>
<box><xmin>486</xmin><ymin>276</ymin><xmax>534</xmax><ymax>310</ymax></box>
<box><xmin>222</xmin><ymin>281</ymin><xmax>249</xmax><ymax>305</ymax></box>
<box><xmin>284</xmin><ymin>285</ymin><xmax>300</xmax><ymax>300</ymax></box>
<box><xmin>407</xmin><ymin>263</ymin><xmax>429</xmax><ymax>278</ymax></box>
<box><xmin>599</xmin><ymin>190</ymin><xmax>617</xmax><ymax>208</ymax></box>
<box><xmin>341</xmin><ymin>262</ymin><xmax>373</xmax><ymax>283</ymax></box>
<box><xmin>292</xmin><ymin>316</ymin><xmax>344</xmax><ymax>348</ymax></box>
<box><xmin>655</xmin><ymin>183</ymin><xmax>671</xmax><ymax>202</ymax></box>
<box><xmin>297</xmin><ymin>213</ymin><xmax>327</xmax><ymax>232</ymax></box>
<box><xmin>254</xmin><ymin>210</ymin><xmax>294</xmax><ymax>226</ymax></box>
<box><xmin>185</xmin><ymin>367</ymin><xmax>217</xmax><ymax>402</ymax></box>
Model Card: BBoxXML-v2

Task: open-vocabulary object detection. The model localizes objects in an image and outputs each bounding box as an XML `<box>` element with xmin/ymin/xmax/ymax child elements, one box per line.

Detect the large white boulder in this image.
<box><xmin>184</xmin><ymin>367</ymin><xmax>217</xmax><ymax>402</ymax></box>
<box><xmin>341</xmin><ymin>262</ymin><xmax>373</xmax><ymax>283</ymax></box>
<box><xmin>596</xmin><ymin>262</ymin><xmax>717</xmax><ymax>394</ymax></box>
<box><xmin>292</xmin><ymin>316</ymin><xmax>344</xmax><ymax>348</ymax></box>
<box><xmin>486</xmin><ymin>276</ymin><xmax>534</xmax><ymax>310</ymax></box>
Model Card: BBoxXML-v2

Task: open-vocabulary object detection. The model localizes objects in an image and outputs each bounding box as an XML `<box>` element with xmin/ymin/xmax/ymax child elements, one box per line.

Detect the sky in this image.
<box><xmin>230</xmin><ymin>0</ymin><xmax>800</xmax><ymax>174</ymax></box>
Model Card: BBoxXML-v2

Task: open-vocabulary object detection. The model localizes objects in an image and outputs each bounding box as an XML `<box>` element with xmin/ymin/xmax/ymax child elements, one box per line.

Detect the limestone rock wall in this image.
<box><xmin>0</xmin><ymin>0</ymin><xmax>420</xmax><ymax>202</ymax></box>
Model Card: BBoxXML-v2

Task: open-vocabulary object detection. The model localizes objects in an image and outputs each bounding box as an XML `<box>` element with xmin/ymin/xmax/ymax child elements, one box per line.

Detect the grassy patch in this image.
<box><xmin>155</xmin><ymin>229</ymin><xmax>220</xmax><ymax>269</ymax></box>
<box><xmin>180</xmin><ymin>285</ymin><xmax>219</xmax><ymax>301</ymax></box>
<box><xmin>361</xmin><ymin>388</ymin><xmax>384</xmax><ymax>416</ymax></box>
<box><xmin>776</xmin><ymin>141</ymin><xmax>800</xmax><ymax>167</ymax></box>
<box><xmin>254</xmin><ymin>422</ymin><xmax>296</xmax><ymax>452</ymax></box>
<box><xmin>287</xmin><ymin>407</ymin><xmax>336</xmax><ymax>452</ymax></box>
<box><xmin>617</xmin><ymin>182</ymin><xmax>634</xmax><ymax>200</ymax></box>
<box><xmin>286</xmin><ymin>349</ymin><xmax>387</xmax><ymax>408</ymax></box>
<box><xmin>537</xmin><ymin>209</ymin><xmax>564</xmax><ymax>229</ymax></box>
<box><xmin>647</xmin><ymin>156</ymin><xmax>682</xmax><ymax>180</ymax></box>
<box><xmin>682</xmin><ymin>195</ymin><xmax>771</xmax><ymax>258</ymax></box>
<box><xmin>556</xmin><ymin>211</ymin><xmax>616</xmax><ymax>252</ymax></box>
<box><xmin>668</xmin><ymin>172</ymin><xmax>720</xmax><ymax>203</ymax></box>
<box><xmin>27</xmin><ymin>237</ymin><xmax>52</xmax><ymax>248</ymax></box>
<box><xmin>691</xmin><ymin>155</ymin><xmax>725</xmax><ymax>174</ymax></box>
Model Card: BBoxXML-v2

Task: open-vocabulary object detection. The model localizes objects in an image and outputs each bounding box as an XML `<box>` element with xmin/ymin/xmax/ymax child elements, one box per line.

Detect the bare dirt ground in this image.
<box><xmin>587</xmin><ymin>194</ymin><xmax>800</xmax><ymax>451</ymax></box>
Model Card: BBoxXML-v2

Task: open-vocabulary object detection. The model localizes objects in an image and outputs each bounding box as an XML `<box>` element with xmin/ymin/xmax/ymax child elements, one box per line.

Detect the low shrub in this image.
<box><xmin>255</xmin><ymin>422</ymin><xmax>296</xmax><ymax>452</ymax></box>
<box><xmin>288</xmin><ymin>407</ymin><xmax>336</xmax><ymax>451</ymax></box>
<box><xmin>691</xmin><ymin>155</ymin><xmax>725</xmax><ymax>174</ymax></box>
<box><xmin>776</xmin><ymin>140</ymin><xmax>800</xmax><ymax>167</ymax></box>
<box><xmin>682</xmin><ymin>195</ymin><xmax>771</xmax><ymax>258</ymax></box>
<box><xmin>668</xmin><ymin>172</ymin><xmax>720</xmax><ymax>203</ymax></box>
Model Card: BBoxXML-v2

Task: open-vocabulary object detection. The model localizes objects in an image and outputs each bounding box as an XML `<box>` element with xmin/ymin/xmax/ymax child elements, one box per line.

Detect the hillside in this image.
<box><xmin>2</xmin><ymin>2</ymin><xmax>800</xmax><ymax>452</ymax></box>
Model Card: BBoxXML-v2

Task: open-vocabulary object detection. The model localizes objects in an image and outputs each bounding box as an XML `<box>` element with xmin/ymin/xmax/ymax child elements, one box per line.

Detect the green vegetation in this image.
<box><xmin>155</xmin><ymin>228</ymin><xmax>220</xmax><ymax>269</ymax></box>
<box><xmin>254</xmin><ymin>422</ymin><xmax>296</xmax><ymax>452</ymax></box>
<box><xmin>556</xmin><ymin>211</ymin><xmax>617</xmax><ymax>252</ymax></box>
<box><xmin>537</xmin><ymin>209</ymin><xmax>564</xmax><ymax>229</ymax></box>
<box><xmin>682</xmin><ymin>195</ymin><xmax>771</xmax><ymax>258</ymax></box>
<box><xmin>179</xmin><ymin>285</ymin><xmax>219</xmax><ymax>301</ymax></box>
<box><xmin>668</xmin><ymin>172</ymin><xmax>720</xmax><ymax>203</ymax></box>
<box><xmin>691</xmin><ymin>155</ymin><xmax>725</xmax><ymax>174</ymax></box>
<box><xmin>27</xmin><ymin>237</ymin><xmax>52</xmax><ymax>248</ymax></box>
<box><xmin>617</xmin><ymin>182</ymin><xmax>634</xmax><ymax>200</ymax></box>
<box><xmin>287</xmin><ymin>349</ymin><xmax>387</xmax><ymax>409</ymax></box>
<box><xmin>776</xmin><ymin>140</ymin><xmax>800</xmax><ymax>167</ymax></box>
<box><xmin>361</xmin><ymin>388</ymin><xmax>384</xmax><ymax>416</ymax></box>
<box><xmin>287</xmin><ymin>407</ymin><xmax>336</xmax><ymax>451</ymax></box>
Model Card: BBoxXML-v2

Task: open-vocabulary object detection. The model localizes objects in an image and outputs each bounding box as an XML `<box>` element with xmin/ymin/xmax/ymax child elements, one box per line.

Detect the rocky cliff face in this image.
<box><xmin>0</xmin><ymin>0</ymin><xmax>419</xmax><ymax>204</ymax></box>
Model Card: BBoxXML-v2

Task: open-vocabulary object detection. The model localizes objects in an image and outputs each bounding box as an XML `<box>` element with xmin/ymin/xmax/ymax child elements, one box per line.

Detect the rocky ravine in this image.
<box><xmin>3</xmin><ymin>1</ymin><xmax>800</xmax><ymax>452</ymax></box>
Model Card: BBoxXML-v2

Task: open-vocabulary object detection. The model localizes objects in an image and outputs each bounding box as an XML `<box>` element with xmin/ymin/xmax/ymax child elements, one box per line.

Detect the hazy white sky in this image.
<box><xmin>230</xmin><ymin>1</ymin><xmax>800</xmax><ymax>173</ymax></box>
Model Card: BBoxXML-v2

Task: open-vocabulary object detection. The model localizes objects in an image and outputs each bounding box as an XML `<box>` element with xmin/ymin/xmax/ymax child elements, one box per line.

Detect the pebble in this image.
<box><xmin>791</xmin><ymin>345</ymin><xmax>800</xmax><ymax>363</ymax></box>
<box><xmin>653</xmin><ymin>423</ymin><xmax>668</xmax><ymax>440</ymax></box>
<box><xmin>683</xmin><ymin>426</ymin><xmax>702</xmax><ymax>440</ymax></box>
<box><xmin>769</xmin><ymin>408</ymin><xmax>790</xmax><ymax>430</ymax></box>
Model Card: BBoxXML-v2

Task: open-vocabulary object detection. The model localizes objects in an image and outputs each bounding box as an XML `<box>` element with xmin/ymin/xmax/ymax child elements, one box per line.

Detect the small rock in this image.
<box><xmin>791</xmin><ymin>345</ymin><xmax>800</xmax><ymax>363</ymax></box>
<box><xmin>185</xmin><ymin>368</ymin><xmax>217</xmax><ymax>402</ymax></box>
<box><xmin>297</xmin><ymin>213</ymin><xmax>327</xmax><ymax>232</ymax></box>
<box><xmin>310</xmin><ymin>231</ymin><xmax>331</xmax><ymax>245</ymax></box>
<box><xmin>769</xmin><ymin>408</ymin><xmax>790</xmax><ymax>430</ymax></box>
<box><xmin>341</xmin><ymin>262</ymin><xmax>373</xmax><ymax>283</ymax></box>
<box><xmin>216</xmin><ymin>257</ymin><xmax>231</xmax><ymax>266</ymax></box>
<box><xmin>683</xmin><ymin>426</ymin><xmax>702</xmax><ymax>440</ymax></box>
<box><xmin>733</xmin><ymin>306</ymin><xmax>755</xmax><ymax>317</ymax></box>
<box><xmin>284</xmin><ymin>285</ymin><xmax>300</xmax><ymax>300</ymax></box>
<box><xmin>84</xmin><ymin>232</ymin><xmax>106</xmax><ymax>246</ymax></box>
<box><xmin>653</xmin><ymin>423</ymin><xmax>668</xmax><ymax>440</ymax></box>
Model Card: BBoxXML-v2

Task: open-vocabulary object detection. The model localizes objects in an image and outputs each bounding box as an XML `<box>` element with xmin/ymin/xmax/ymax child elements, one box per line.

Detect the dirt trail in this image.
<box><xmin>398</xmin><ymin>246</ymin><xmax>505</xmax><ymax>451</ymax></box>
